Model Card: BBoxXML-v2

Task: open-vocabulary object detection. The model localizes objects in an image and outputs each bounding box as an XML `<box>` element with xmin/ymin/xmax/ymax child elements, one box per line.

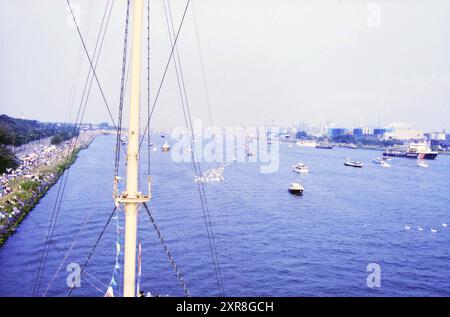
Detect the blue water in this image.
<box><xmin>1</xmin><ymin>135</ymin><xmax>449</xmax><ymax>297</ymax></box>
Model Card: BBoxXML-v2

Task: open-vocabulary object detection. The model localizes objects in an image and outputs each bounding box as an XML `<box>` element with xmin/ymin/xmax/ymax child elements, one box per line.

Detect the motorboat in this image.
<box><xmin>344</xmin><ymin>159</ymin><xmax>363</xmax><ymax>168</ymax></box>
<box><xmin>372</xmin><ymin>158</ymin><xmax>390</xmax><ymax>167</ymax></box>
<box><xmin>292</xmin><ymin>163</ymin><xmax>309</xmax><ymax>174</ymax></box>
<box><xmin>288</xmin><ymin>182</ymin><xmax>304</xmax><ymax>195</ymax></box>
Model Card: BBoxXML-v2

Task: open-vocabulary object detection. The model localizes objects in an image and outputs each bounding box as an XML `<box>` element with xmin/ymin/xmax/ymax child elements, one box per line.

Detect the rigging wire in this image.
<box><xmin>41</xmin><ymin>203</ymin><xmax>95</xmax><ymax>296</ymax></box>
<box><xmin>187</xmin><ymin>1</ymin><xmax>227</xmax><ymax>293</ymax></box>
<box><xmin>146</xmin><ymin>0</ymin><xmax>151</xmax><ymax>177</ymax></box>
<box><xmin>64</xmin><ymin>0</ymin><xmax>95</xmax><ymax>124</ymax></box>
<box><xmin>114</xmin><ymin>0</ymin><xmax>132</xmax><ymax>180</ymax></box>
<box><xmin>138</xmin><ymin>0</ymin><xmax>192</xmax><ymax>152</ymax></box>
<box><xmin>191</xmin><ymin>1</ymin><xmax>214</xmax><ymax>127</ymax></box>
<box><xmin>65</xmin><ymin>0</ymin><xmax>119</xmax><ymax>132</ymax></box>
<box><xmin>165</xmin><ymin>0</ymin><xmax>224</xmax><ymax>295</ymax></box>
<box><xmin>33</xmin><ymin>0</ymin><xmax>114</xmax><ymax>295</ymax></box>
<box><xmin>36</xmin><ymin>0</ymin><xmax>221</xmax><ymax>297</ymax></box>
<box><xmin>67</xmin><ymin>207</ymin><xmax>118</xmax><ymax>297</ymax></box>
<box><xmin>162</xmin><ymin>0</ymin><xmax>224</xmax><ymax>295</ymax></box>
<box><xmin>142</xmin><ymin>203</ymin><xmax>190</xmax><ymax>297</ymax></box>
<box><xmin>82</xmin><ymin>273</ymin><xmax>110</xmax><ymax>295</ymax></box>
<box><xmin>34</xmin><ymin>0</ymin><xmax>95</xmax><ymax>295</ymax></box>
<box><xmin>26</xmin><ymin>206</ymin><xmax>110</xmax><ymax>296</ymax></box>
<box><xmin>33</xmin><ymin>0</ymin><xmax>115</xmax><ymax>296</ymax></box>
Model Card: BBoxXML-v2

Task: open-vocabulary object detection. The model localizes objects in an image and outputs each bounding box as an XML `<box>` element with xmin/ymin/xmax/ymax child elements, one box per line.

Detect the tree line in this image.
<box><xmin>0</xmin><ymin>114</ymin><xmax>79</xmax><ymax>173</ymax></box>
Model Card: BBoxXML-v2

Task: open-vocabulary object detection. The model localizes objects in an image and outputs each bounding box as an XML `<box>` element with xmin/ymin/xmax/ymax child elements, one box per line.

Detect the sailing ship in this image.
<box><xmin>87</xmin><ymin>0</ymin><xmax>221</xmax><ymax>297</ymax></box>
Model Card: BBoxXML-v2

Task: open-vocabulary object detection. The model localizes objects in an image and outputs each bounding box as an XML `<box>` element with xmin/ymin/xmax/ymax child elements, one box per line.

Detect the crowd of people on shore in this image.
<box><xmin>0</xmin><ymin>132</ymin><xmax>97</xmax><ymax>237</ymax></box>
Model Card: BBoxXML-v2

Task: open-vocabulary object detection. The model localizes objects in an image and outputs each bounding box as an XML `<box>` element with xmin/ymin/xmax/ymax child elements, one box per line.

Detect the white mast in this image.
<box><xmin>115</xmin><ymin>0</ymin><xmax>149</xmax><ymax>297</ymax></box>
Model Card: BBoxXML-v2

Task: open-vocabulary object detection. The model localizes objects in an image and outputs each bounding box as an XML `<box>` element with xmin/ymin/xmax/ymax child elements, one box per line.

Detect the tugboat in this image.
<box><xmin>292</xmin><ymin>163</ymin><xmax>309</xmax><ymax>174</ymax></box>
<box><xmin>344</xmin><ymin>159</ymin><xmax>363</xmax><ymax>168</ymax></box>
<box><xmin>288</xmin><ymin>182</ymin><xmax>304</xmax><ymax>195</ymax></box>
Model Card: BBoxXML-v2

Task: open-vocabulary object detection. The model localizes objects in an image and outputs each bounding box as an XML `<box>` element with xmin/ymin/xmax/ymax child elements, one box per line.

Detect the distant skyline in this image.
<box><xmin>1</xmin><ymin>0</ymin><xmax>450</xmax><ymax>131</ymax></box>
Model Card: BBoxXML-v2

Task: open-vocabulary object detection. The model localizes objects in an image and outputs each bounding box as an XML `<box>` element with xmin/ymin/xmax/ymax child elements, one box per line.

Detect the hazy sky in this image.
<box><xmin>1</xmin><ymin>0</ymin><xmax>450</xmax><ymax>131</ymax></box>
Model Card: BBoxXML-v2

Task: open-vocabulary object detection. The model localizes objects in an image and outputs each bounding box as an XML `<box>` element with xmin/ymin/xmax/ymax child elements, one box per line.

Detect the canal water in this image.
<box><xmin>1</xmin><ymin>135</ymin><xmax>449</xmax><ymax>297</ymax></box>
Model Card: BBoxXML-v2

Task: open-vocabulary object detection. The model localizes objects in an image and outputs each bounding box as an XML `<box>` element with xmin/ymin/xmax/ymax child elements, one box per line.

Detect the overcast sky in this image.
<box><xmin>1</xmin><ymin>0</ymin><xmax>450</xmax><ymax>131</ymax></box>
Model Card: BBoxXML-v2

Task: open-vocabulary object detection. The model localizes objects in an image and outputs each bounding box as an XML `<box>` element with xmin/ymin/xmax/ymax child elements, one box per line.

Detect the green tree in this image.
<box><xmin>0</xmin><ymin>146</ymin><xmax>18</xmax><ymax>173</ymax></box>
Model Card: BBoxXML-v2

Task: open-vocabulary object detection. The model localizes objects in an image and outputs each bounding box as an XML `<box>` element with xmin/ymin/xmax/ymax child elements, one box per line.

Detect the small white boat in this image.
<box><xmin>344</xmin><ymin>159</ymin><xmax>363</xmax><ymax>168</ymax></box>
<box><xmin>372</xmin><ymin>158</ymin><xmax>390</xmax><ymax>167</ymax></box>
<box><xmin>418</xmin><ymin>226</ymin><xmax>423</xmax><ymax>231</ymax></box>
<box><xmin>288</xmin><ymin>182</ymin><xmax>304</xmax><ymax>195</ymax></box>
<box><xmin>417</xmin><ymin>160</ymin><xmax>428</xmax><ymax>168</ymax></box>
<box><xmin>292</xmin><ymin>163</ymin><xmax>309</xmax><ymax>174</ymax></box>
<box><xmin>161</xmin><ymin>142</ymin><xmax>171</xmax><ymax>152</ymax></box>
<box><xmin>404</xmin><ymin>225</ymin><xmax>411</xmax><ymax>230</ymax></box>
<box><xmin>431</xmin><ymin>228</ymin><xmax>437</xmax><ymax>233</ymax></box>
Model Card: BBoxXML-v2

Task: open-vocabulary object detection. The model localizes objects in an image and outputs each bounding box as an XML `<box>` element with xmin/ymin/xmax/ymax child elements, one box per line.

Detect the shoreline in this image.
<box><xmin>0</xmin><ymin>131</ymin><xmax>102</xmax><ymax>247</ymax></box>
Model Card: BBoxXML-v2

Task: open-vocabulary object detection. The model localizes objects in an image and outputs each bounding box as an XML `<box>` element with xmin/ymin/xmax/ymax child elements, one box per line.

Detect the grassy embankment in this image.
<box><xmin>0</xmin><ymin>140</ymin><xmax>92</xmax><ymax>247</ymax></box>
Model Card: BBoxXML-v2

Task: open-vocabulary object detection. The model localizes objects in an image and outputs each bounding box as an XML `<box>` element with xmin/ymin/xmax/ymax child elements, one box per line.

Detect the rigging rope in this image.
<box><xmin>138</xmin><ymin>0</ymin><xmax>192</xmax><ymax>152</ymax></box>
<box><xmin>162</xmin><ymin>0</ymin><xmax>225</xmax><ymax>295</ymax></box>
<box><xmin>191</xmin><ymin>1</ymin><xmax>214</xmax><ymax>127</ymax></box>
<box><xmin>33</xmin><ymin>0</ymin><xmax>116</xmax><ymax>296</ymax></box>
<box><xmin>65</xmin><ymin>0</ymin><xmax>119</xmax><ymax>132</ymax></box>
<box><xmin>41</xmin><ymin>204</ymin><xmax>95</xmax><ymax>296</ymax></box>
<box><xmin>114</xmin><ymin>0</ymin><xmax>131</xmax><ymax>181</ymax></box>
<box><xmin>63</xmin><ymin>0</ymin><xmax>94</xmax><ymax>124</ymax></box>
<box><xmin>67</xmin><ymin>207</ymin><xmax>117</xmax><ymax>297</ymax></box>
<box><xmin>26</xmin><ymin>205</ymin><xmax>109</xmax><ymax>296</ymax></box>
<box><xmin>33</xmin><ymin>0</ymin><xmax>95</xmax><ymax>295</ymax></box>
<box><xmin>38</xmin><ymin>0</ymin><xmax>221</xmax><ymax>298</ymax></box>
<box><xmin>146</xmin><ymin>0</ymin><xmax>152</xmax><ymax>177</ymax></box>
<box><xmin>82</xmin><ymin>273</ymin><xmax>109</xmax><ymax>295</ymax></box>
<box><xmin>142</xmin><ymin>203</ymin><xmax>190</xmax><ymax>297</ymax></box>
